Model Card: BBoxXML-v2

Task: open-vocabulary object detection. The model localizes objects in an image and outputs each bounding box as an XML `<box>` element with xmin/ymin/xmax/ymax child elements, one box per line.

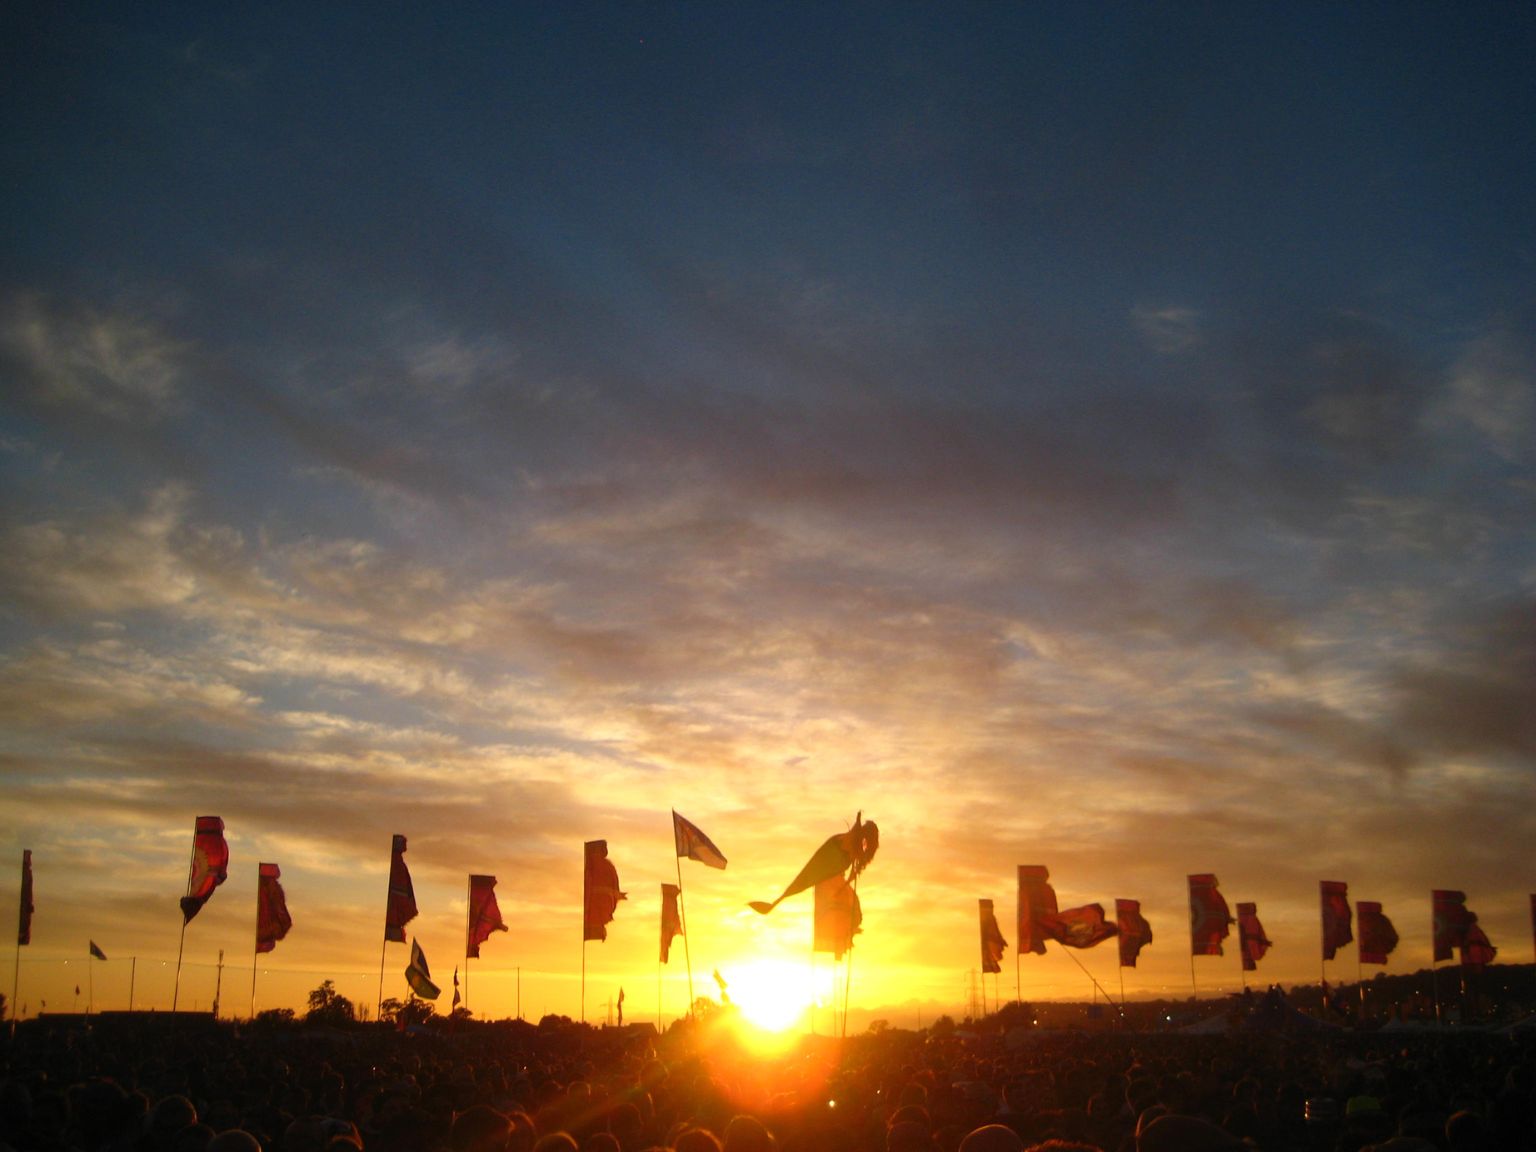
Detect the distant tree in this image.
<box><xmin>538</xmin><ymin>1013</ymin><xmax>575</xmax><ymax>1030</ymax></box>
<box><xmin>867</xmin><ymin>1019</ymin><xmax>890</xmax><ymax>1035</ymax></box>
<box><xmin>993</xmin><ymin>1000</ymin><xmax>1034</xmax><ymax>1029</ymax></box>
<box><xmin>305</xmin><ymin>979</ymin><xmax>356</xmax><ymax>1025</ymax></box>
<box><xmin>930</xmin><ymin>1014</ymin><xmax>956</xmax><ymax>1037</ymax></box>
<box><xmin>449</xmin><ymin>1005</ymin><xmax>473</xmax><ymax>1022</ymax></box>
<box><xmin>254</xmin><ymin>1007</ymin><xmax>295</xmax><ymax>1026</ymax></box>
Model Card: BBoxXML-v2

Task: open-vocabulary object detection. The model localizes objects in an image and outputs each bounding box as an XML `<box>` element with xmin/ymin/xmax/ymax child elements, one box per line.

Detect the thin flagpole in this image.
<box><xmin>10</xmin><ymin>938</ymin><xmax>19</xmax><ymax>1030</ymax></box>
<box><xmin>172</xmin><ymin>819</ymin><xmax>197</xmax><ymax>1012</ymax></box>
<box><xmin>672</xmin><ymin>815</ymin><xmax>695</xmax><ymax>1017</ymax></box>
<box><xmin>464</xmin><ymin>877</ymin><xmax>472</xmax><ymax>1014</ymax></box>
<box><xmin>250</xmin><ymin>941</ymin><xmax>259</xmax><ymax>1020</ymax></box>
<box><xmin>841</xmin><ymin>874</ymin><xmax>857</xmax><ymax>1038</ymax></box>
<box><xmin>581</xmin><ymin>938</ymin><xmax>587</xmax><ymax>1025</ymax></box>
<box><xmin>129</xmin><ymin>957</ymin><xmax>136</xmax><ymax>1013</ymax></box>
<box><xmin>376</xmin><ymin>937</ymin><xmax>387</xmax><ymax>1022</ymax></box>
<box><xmin>1057</xmin><ymin>943</ymin><xmax>1114</xmax><ymax>1003</ymax></box>
<box><xmin>88</xmin><ymin>952</ymin><xmax>95</xmax><ymax>1015</ymax></box>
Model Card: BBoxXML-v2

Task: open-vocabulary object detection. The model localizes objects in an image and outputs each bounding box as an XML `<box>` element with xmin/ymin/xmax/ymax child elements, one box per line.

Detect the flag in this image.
<box><xmin>1116</xmin><ymin>899</ymin><xmax>1153</xmax><ymax>968</ymax></box>
<box><xmin>1356</xmin><ymin>901</ymin><xmax>1398</xmax><ymax>965</ymax></box>
<box><xmin>748</xmin><ymin>815</ymin><xmax>878</xmax><ymax>914</ymax></box>
<box><xmin>1016</xmin><ymin>866</ymin><xmax>1059</xmax><ymax>955</ymax></box>
<box><xmin>1047</xmin><ymin>903</ymin><xmax>1118</xmax><ymax>949</ymax></box>
<box><xmin>1237</xmin><ymin>902</ymin><xmax>1271</xmax><ymax>971</ymax></box>
<box><xmin>1460</xmin><ymin>923</ymin><xmax>1496</xmax><ymax>973</ymax></box>
<box><xmin>18</xmin><ymin>850</ymin><xmax>34</xmax><ymax>947</ymax></box>
<box><xmin>89</xmin><ymin>940</ymin><xmax>107</xmax><ymax>961</ymax></box>
<box><xmin>673</xmin><ymin>811</ymin><xmax>727</xmax><ymax>869</ymax></box>
<box><xmin>979</xmin><ymin>899</ymin><xmax>1008</xmax><ymax>974</ymax></box>
<box><xmin>1189</xmin><ymin>874</ymin><xmax>1233</xmax><ymax>956</ymax></box>
<box><xmin>583</xmin><ymin>840</ymin><xmax>626</xmax><ymax>941</ymax></box>
<box><xmin>255</xmin><ymin>862</ymin><xmax>292</xmax><ymax>954</ymax></box>
<box><xmin>405</xmin><ymin>938</ymin><xmax>441</xmax><ymax>999</ymax></box>
<box><xmin>1320</xmin><ymin>880</ymin><xmax>1352</xmax><ymax>961</ymax></box>
<box><xmin>712</xmin><ymin>968</ymin><xmax>730</xmax><ymax>1003</ymax></box>
<box><xmin>452</xmin><ymin>967</ymin><xmax>461</xmax><ymax>1009</ymax></box>
<box><xmin>180</xmin><ymin>817</ymin><xmax>229</xmax><ymax>924</ymax></box>
<box><xmin>1432</xmin><ymin>890</ymin><xmax>1475</xmax><ymax>962</ymax></box>
<box><xmin>660</xmin><ymin>883</ymin><xmax>682</xmax><ymax>964</ymax></box>
<box><xmin>467</xmin><ymin>875</ymin><xmax>508</xmax><ymax>958</ymax></box>
<box><xmin>813</xmin><ymin>874</ymin><xmax>862</xmax><ymax>959</ymax></box>
<box><xmin>385</xmin><ymin>835</ymin><xmax>417</xmax><ymax>943</ymax></box>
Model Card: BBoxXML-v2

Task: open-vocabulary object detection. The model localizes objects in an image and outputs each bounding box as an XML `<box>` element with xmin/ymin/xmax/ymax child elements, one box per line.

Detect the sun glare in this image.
<box><xmin>722</xmin><ymin>958</ymin><xmax>824</xmax><ymax>1033</ymax></box>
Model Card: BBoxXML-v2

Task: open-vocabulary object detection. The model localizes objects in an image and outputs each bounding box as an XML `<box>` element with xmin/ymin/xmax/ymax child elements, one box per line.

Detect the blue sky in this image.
<box><xmin>3</xmin><ymin>4</ymin><xmax>1534</xmax><ymax>1024</ymax></box>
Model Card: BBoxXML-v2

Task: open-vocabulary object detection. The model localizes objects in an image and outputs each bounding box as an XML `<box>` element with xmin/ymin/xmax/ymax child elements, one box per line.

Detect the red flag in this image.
<box><xmin>1237</xmin><ymin>902</ymin><xmax>1271</xmax><ymax>971</ymax></box>
<box><xmin>17</xmin><ymin>850</ymin><xmax>34</xmax><ymax>947</ymax></box>
<box><xmin>1356</xmin><ymin>901</ymin><xmax>1398</xmax><ymax>965</ymax></box>
<box><xmin>255</xmin><ymin>862</ymin><xmax>292</xmax><ymax>954</ymax></box>
<box><xmin>1046</xmin><ymin>903</ymin><xmax>1118</xmax><ymax>949</ymax></box>
<box><xmin>979</xmin><ymin>899</ymin><xmax>1008</xmax><ymax>974</ymax></box>
<box><xmin>1320</xmin><ymin>880</ymin><xmax>1352</xmax><ymax>961</ymax></box>
<box><xmin>660</xmin><ymin>883</ymin><xmax>682</xmax><ymax>963</ymax></box>
<box><xmin>813</xmin><ymin>874</ymin><xmax>861</xmax><ymax>959</ymax></box>
<box><xmin>1188</xmin><ymin>874</ymin><xmax>1233</xmax><ymax>956</ymax></box>
<box><xmin>673</xmin><ymin>811</ymin><xmax>728</xmax><ymax>869</ymax></box>
<box><xmin>1116</xmin><ymin>899</ymin><xmax>1153</xmax><ymax>968</ymax></box>
<box><xmin>180</xmin><ymin>817</ymin><xmax>229</xmax><ymax>924</ymax></box>
<box><xmin>1460</xmin><ymin>922</ymin><xmax>1496</xmax><ymax>973</ymax></box>
<box><xmin>583</xmin><ymin>840</ymin><xmax>626</xmax><ymax>941</ymax></box>
<box><xmin>1017</xmin><ymin>865</ymin><xmax>1059</xmax><ymax>955</ymax></box>
<box><xmin>384</xmin><ymin>835</ymin><xmax>417</xmax><ymax>943</ymax></box>
<box><xmin>1432</xmin><ymin>889</ymin><xmax>1475</xmax><ymax>962</ymax></box>
<box><xmin>467</xmin><ymin>875</ymin><xmax>508</xmax><ymax>958</ymax></box>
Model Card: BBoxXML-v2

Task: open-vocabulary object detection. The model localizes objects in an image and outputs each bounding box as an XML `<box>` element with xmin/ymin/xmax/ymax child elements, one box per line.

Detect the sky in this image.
<box><xmin>2</xmin><ymin>4</ymin><xmax>1535</xmax><ymax>1029</ymax></box>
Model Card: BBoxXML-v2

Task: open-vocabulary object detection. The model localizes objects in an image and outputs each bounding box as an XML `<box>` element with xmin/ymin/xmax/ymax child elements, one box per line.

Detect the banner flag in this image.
<box><xmin>979</xmin><ymin>899</ymin><xmax>1008</xmax><ymax>973</ymax></box>
<box><xmin>384</xmin><ymin>835</ymin><xmax>417</xmax><ymax>943</ymax></box>
<box><xmin>673</xmin><ymin>811</ymin><xmax>728</xmax><ymax>869</ymax></box>
<box><xmin>1017</xmin><ymin>865</ymin><xmax>1059</xmax><ymax>955</ymax></box>
<box><xmin>89</xmin><ymin>940</ymin><xmax>107</xmax><ymax>961</ymax></box>
<box><xmin>256</xmin><ymin>862</ymin><xmax>292</xmax><ymax>954</ymax></box>
<box><xmin>1357</xmin><ymin>901</ymin><xmax>1399</xmax><ymax>965</ymax></box>
<box><xmin>660</xmin><ymin>883</ymin><xmax>683</xmax><ymax>963</ymax></box>
<box><xmin>1320</xmin><ymin>880</ymin><xmax>1352</xmax><ymax>960</ymax></box>
<box><xmin>180</xmin><ymin>817</ymin><xmax>229</xmax><ymax>924</ymax></box>
<box><xmin>1116</xmin><ymin>899</ymin><xmax>1153</xmax><ymax>968</ymax></box>
<box><xmin>1237</xmin><ymin>902</ymin><xmax>1272</xmax><ymax>971</ymax></box>
<box><xmin>1432</xmin><ymin>890</ymin><xmax>1474</xmax><ymax>962</ymax></box>
<box><xmin>405</xmin><ymin>938</ymin><xmax>441</xmax><ymax>999</ymax></box>
<box><xmin>813</xmin><ymin>874</ymin><xmax>861</xmax><ymax>959</ymax></box>
<box><xmin>583</xmin><ymin>840</ymin><xmax>626</xmax><ymax>941</ymax></box>
<box><xmin>1188</xmin><ymin>874</ymin><xmax>1233</xmax><ymax>956</ymax></box>
<box><xmin>467</xmin><ymin>875</ymin><xmax>508</xmax><ymax>958</ymax></box>
<box><xmin>18</xmin><ymin>850</ymin><xmax>34</xmax><ymax>947</ymax></box>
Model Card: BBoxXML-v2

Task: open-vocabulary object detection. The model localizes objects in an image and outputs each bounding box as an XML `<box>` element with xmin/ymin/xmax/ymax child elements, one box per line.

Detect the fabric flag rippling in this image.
<box><xmin>467</xmin><ymin>875</ymin><xmax>508</xmax><ymax>958</ymax></box>
<box><xmin>1432</xmin><ymin>890</ymin><xmax>1475</xmax><ymax>962</ymax></box>
<box><xmin>749</xmin><ymin>814</ymin><xmax>877</xmax><ymax>914</ymax></box>
<box><xmin>1017</xmin><ymin>866</ymin><xmax>1059</xmax><ymax>955</ymax></box>
<box><xmin>18</xmin><ymin>850</ymin><xmax>34</xmax><ymax>947</ymax></box>
<box><xmin>979</xmin><ymin>899</ymin><xmax>1008</xmax><ymax>974</ymax></box>
<box><xmin>813</xmin><ymin>874</ymin><xmax>861</xmax><ymax>959</ymax></box>
<box><xmin>673</xmin><ymin>811</ymin><xmax>727</xmax><ymax>869</ymax></box>
<box><xmin>583</xmin><ymin>840</ymin><xmax>626</xmax><ymax>941</ymax></box>
<box><xmin>1237</xmin><ymin>902</ymin><xmax>1272</xmax><ymax>971</ymax></box>
<box><xmin>660</xmin><ymin>883</ymin><xmax>682</xmax><ymax>963</ymax></box>
<box><xmin>1188</xmin><ymin>874</ymin><xmax>1233</xmax><ymax>956</ymax></box>
<box><xmin>1356</xmin><ymin>901</ymin><xmax>1398</xmax><ymax>965</ymax></box>
<box><xmin>180</xmin><ymin>817</ymin><xmax>229</xmax><ymax>924</ymax></box>
<box><xmin>384</xmin><ymin>835</ymin><xmax>417</xmax><ymax>943</ymax></box>
<box><xmin>256</xmin><ymin>862</ymin><xmax>292</xmax><ymax>954</ymax></box>
<box><xmin>405</xmin><ymin>938</ymin><xmax>440</xmax><ymax>999</ymax></box>
<box><xmin>1116</xmin><ymin>899</ymin><xmax>1153</xmax><ymax>968</ymax></box>
<box><xmin>89</xmin><ymin>940</ymin><xmax>107</xmax><ymax>961</ymax></box>
<box><xmin>1320</xmin><ymin>880</ymin><xmax>1352</xmax><ymax>961</ymax></box>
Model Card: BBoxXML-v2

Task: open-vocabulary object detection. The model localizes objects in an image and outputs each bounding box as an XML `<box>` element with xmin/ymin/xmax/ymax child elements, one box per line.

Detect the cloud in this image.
<box><xmin>1133</xmin><ymin>304</ymin><xmax>1203</xmax><ymax>353</ymax></box>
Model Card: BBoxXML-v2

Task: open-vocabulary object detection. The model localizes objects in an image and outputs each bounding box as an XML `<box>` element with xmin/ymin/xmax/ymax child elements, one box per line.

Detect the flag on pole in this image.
<box><xmin>467</xmin><ymin>875</ymin><xmax>508</xmax><ymax>958</ymax></box>
<box><xmin>748</xmin><ymin>815</ymin><xmax>878</xmax><ymax>914</ymax></box>
<box><xmin>583</xmin><ymin>840</ymin><xmax>626</xmax><ymax>941</ymax></box>
<box><xmin>1461</xmin><ymin>923</ymin><xmax>1496</xmax><ymax>973</ymax></box>
<box><xmin>180</xmin><ymin>817</ymin><xmax>229</xmax><ymax>924</ymax></box>
<box><xmin>405</xmin><ymin>939</ymin><xmax>441</xmax><ymax>999</ymax></box>
<box><xmin>1116</xmin><ymin>899</ymin><xmax>1153</xmax><ymax>968</ymax></box>
<box><xmin>712</xmin><ymin>968</ymin><xmax>729</xmax><ymax>1003</ymax></box>
<box><xmin>385</xmin><ymin>835</ymin><xmax>417</xmax><ymax>943</ymax></box>
<box><xmin>673</xmin><ymin>811</ymin><xmax>727</xmax><ymax>869</ymax></box>
<box><xmin>452</xmin><ymin>967</ymin><xmax>461</xmax><ymax>1009</ymax></box>
<box><xmin>1188</xmin><ymin>874</ymin><xmax>1233</xmax><ymax>956</ymax></box>
<box><xmin>1432</xmin><ymin>890</ymin><xmax>1475</xmax><ymax>962</ymax></box>
<box><xmin>813</xmin><ymin>874</ymin><xmax>861</xmax><ymax>959</ymax></box>
<box><xmin>660</xmin><ymin>883</ymin><xmax>682</xmax><ymax>963</ymax></box>
<box><xmin>1237</xmin><ymin>902</ymin><xmax>1271</xmax><ymax>971</ymax></box>
<box><xmin>1531</xmin><ymin>894</ymin><xmax>1535</xmax><ymax>962</ymax></box>
<box><xmin>979</xmin><ymin>899</ymin><xmax>1008</xmax><ymax>974</ymax></box>
<box><xmin>1320</xmin><ymin>881</ymin><xmax>1352</xmax><ymax>961</ymax></box>
<box><xmin>18</xmin><ymin>849</ymin><xmax>34</xmax><ymax>946</ymax></box>
<box><xmin>1017</xmin><ymin>866</ymin><xmax>1058</xmax><ymax>955</ymax></box>
<box><xmin>256</xmin><ymin>862</ymin><xmax>292</xmax><ymax>954</ymax></box>
<box><xmin>89</xmin><ymin>940</ymin><xmax>107</xmax><ymax>961</ymax></box>
<box><xmin>1049</xmin><ymin>903</ymin><xmax>1118</xmax><ymax>950</ymax></box>
<box><xmin>1356</xmin><ymin>901</ymin><xmax>1398</xmax><ymax>965</ymax></box>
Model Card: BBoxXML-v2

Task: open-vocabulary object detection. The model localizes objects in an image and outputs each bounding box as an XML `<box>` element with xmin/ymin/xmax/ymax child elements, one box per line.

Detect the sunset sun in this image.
<box><xmin>721</xmin><ymin>958</ymin><xmax>826</xmax><ymax>1033</ymax></box>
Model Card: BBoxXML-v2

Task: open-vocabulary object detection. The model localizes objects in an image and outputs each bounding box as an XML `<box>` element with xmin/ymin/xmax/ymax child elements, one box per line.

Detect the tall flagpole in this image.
<box><xmin>464</xmin><ymin>877</ymin><xmax>472</xmax><ymax>1014</ymax></box>
<box><xmin>250</xmin><ymin>940</ymin><xmax>259</xmax><ymax>1020</ymax></box>
<box><xmin>841</xmin><ymin>874</ymin><xmax>857</xmax><ymax>1038</ymax></box>
<box><xmin>172</xmin><ymin>819</ymin><xmax>197</xmax><ymax>1012</ymax></box>
<box><xmin>674</xmin><ymin>848</ymin><xmax>695</xmax><ymax>1016</ymax></box>
<box><xmin>88</xmin><ymin>951</ymin><xmax>95</xmax><ymax>1015</ymax></box>
<box><xmin>581</xmin><ymin>938</ymin><xmax>587</xmax><ymax>1025</ymax></box>
<box><xmin>129</xmin><ymin>957</ymin><xmax>136</xmax><ymax>1013</ymax></box>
